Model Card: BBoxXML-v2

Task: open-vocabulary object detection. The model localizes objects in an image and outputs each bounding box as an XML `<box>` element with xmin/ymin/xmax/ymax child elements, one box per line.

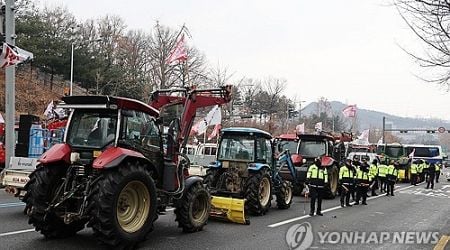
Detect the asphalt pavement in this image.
<box><xmin>0</xmin><ymin>178</ymin><xmax>449</xmax><ymax>250</ymax></box>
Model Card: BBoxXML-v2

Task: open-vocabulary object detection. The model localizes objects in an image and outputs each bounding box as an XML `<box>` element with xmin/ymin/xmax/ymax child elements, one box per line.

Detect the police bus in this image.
<box><xmin>404</xmin><ymin>144</ymin><xmax>444</xmax><ymax>165</ymax></box>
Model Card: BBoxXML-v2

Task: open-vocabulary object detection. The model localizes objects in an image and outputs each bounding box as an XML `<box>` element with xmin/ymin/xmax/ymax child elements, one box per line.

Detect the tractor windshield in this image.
<box><xmin>218</xmin><ymin>135</ymin><xmax>254</xmax><ymax>161</ymax></box>
<box><xmin>67</xmin><ymin>109</ymin><xmax>118</xmax><ymax>148</ymax></box>
<box><xmin>298</xmin><ymin>140</ymin><xmax>327</xmax><ymax>158</ymax></box>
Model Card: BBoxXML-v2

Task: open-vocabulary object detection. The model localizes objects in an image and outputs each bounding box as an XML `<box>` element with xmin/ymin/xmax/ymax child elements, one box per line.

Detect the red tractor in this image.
<box><xmin>278</xmin><ymin>132</ymin><xmax>344</xmax><ymax>198</ymax></box>
<box><xmin>24</xmin><ymin>86</ymin><xmax>232</xmax><ymax>248</ymax></box>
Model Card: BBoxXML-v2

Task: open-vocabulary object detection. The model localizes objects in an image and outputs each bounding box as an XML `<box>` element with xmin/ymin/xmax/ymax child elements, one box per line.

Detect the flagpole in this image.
<box><xmin>5</xmin><ymin>0</ymin><xmax>16</xmax><ymax>168</ymax></box>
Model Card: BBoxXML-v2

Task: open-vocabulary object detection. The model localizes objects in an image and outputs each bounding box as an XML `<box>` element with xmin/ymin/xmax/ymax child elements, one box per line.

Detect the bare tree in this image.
<box><xmin>395</xmin><ymin>0</ymin><xmax>450</xmax><ymax>89</ymax></box>
<box><xmin>147</xmin><ymin>23</ymin><xmax>208</xmax><ymax>90</ymax></box>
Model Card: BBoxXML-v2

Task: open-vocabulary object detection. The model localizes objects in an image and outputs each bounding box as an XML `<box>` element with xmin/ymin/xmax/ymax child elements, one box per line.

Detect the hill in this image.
<box><xmin>301</xmin><ymin>101</ymin><xmax>450</xmax><ymax>130</ymax></box>
<box><xmin>0</xmin><ymin>67</ymin><xmax>85</xmax><ymax>118</ymax></box>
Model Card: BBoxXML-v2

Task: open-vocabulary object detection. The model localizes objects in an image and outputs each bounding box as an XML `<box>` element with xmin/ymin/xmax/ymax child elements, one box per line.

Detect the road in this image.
<box><xmin>0</xmin><ymin>179</ymin><xmax>449</xmax><ymax>249</ymax></box>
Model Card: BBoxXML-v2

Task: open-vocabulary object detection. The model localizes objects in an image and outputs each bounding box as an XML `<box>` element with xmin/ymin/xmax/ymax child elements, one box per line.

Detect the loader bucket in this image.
<box><xmin>210</xmin><ymin>196</ymin><xmax>249</xmax><ymax>225</ymax></box>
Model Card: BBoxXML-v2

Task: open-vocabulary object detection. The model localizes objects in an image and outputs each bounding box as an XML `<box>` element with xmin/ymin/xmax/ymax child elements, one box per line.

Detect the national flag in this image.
<box><xmin>295</xmin><ymin>123</ymin><xmax>305</xmax><ymax>134</ymax></box>
<box><xmin>342</xmin><ymin>104</ymin><xmax>357</xmax><ymax>118</ymax></box>
<box><xmin>208</xmin><ymin>124</ymin><xmax>222</xmax><ymax>140</ymax></box>
<box><xmin>314</xmin><ymin>122</ymin><xmax>322</xmax><ymax>132</ymax></box>
<box><xmin>358</xmin><ymin>129</ymin><xmax>370</xmax><ymax>142</ymax></box>
<box><xmin>191</xmin><ymin>105</ymin><xmax>222</xmax><ymax>136</ymax></box>
<box><xmin>377</xmin><ymin>137</ymin><xmax>383</xmax><ymax>145</ymax></box>
<box><xmin>408</xmin><ymin>149</ymin><xmax>415</xmax><ymax>158</ymax></box>
<box><xmin>166</xmin><ymin>34</ymin><xmax>187</xmax><ymax>65</ymax></box>
<box><xmin>0</xmin><ymin>42</ymin><xmax>33</xmax><ymax>68</ymax></box>
<box><xmin>0</xmin><ymin>113</ymin><xmax>4</xmax><ymax>123</ymax></box>
<box><xmin>44</xmin><ymin>101</ymin><xmax>55</xmax><ymax>119</ymax></box>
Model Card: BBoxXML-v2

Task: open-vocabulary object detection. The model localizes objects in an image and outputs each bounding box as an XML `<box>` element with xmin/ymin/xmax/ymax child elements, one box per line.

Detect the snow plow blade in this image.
<box><xmin>210</xmin><ymin>196</ymin><xmax>249</xmax><ymax>225</ymax></box>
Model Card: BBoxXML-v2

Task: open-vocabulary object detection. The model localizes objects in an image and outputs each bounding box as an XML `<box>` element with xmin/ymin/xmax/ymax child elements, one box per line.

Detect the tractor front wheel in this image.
<box><xmin>276</xmin><ymin>180</ymin><xmax>293</xmax><ymax>209</ymax></box>
<box><xmin>245</xmin><ymin>169</ymin><xmax>272</xmax><ymax>215</ymax></box>
<box><xmin>175</xmin><ymin>181</ymin><xmax>211</xmax><ymax>232</ymax></box>
<box><xmin>325</xmin><ymin>165</ymin><xmax>339</xmax><ymax>199</ymax></box>
<box><xmin>88</xmin><ymin>161</ymin><xmax>157</xmax><ymax>248</ymax></box>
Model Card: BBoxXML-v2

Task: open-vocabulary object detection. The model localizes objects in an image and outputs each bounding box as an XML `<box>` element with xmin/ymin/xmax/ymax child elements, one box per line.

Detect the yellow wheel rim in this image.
<box><xmin>285</xmin><ymin>184</ymin><xmax>293</xmax><ymax>204</ymax></box>
<box><xmin>116</xmin><ymin>181</ymin><xmax>150</xmax><ymax>233</ymax></box>
<box><xmin>259</xmin><ymin>177</ymin><xmax>271</xmax><ymax>206</ymax></box>
<box><xmin>191</xmin><ymin>192</ymin><xmax>209</xmax><ymax>223</ymax></box>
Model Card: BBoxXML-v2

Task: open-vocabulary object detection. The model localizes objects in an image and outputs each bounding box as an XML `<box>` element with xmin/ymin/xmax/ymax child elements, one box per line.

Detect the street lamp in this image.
<box><xmin>70</xmin><ymin>38</ymin><xmax>102</xmax><ymax>96</ymax></box>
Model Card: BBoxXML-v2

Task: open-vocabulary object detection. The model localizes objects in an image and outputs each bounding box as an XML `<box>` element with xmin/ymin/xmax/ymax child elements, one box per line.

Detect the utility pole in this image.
<box><xmin>5</xmin><ymin>0</ymin><xmax>15</xmax><ymax>167</ymax></box>
<box><xmin>382</xmin><ymin>116</ymin><xmax>385</xmax><ymax>144</ymax></box>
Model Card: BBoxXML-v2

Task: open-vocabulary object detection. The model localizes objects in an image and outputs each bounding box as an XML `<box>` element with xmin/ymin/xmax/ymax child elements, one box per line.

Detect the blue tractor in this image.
<box><xmin>205</xmin><ymin>127</ymin><xmax>295</xmax><ymax>217</ymax></box>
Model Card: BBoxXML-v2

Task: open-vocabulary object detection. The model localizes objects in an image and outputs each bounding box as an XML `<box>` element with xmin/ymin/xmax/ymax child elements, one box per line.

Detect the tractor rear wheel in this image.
<box><xmin>88</xmin><ymin>161</ymin><xmax>157</xmax><ymax>248</ymax></box>
<box><xmin>276</xmin><ymin>180</ymin><xmax>293</xmax><ymax>209</ymax></box>
<box><xmin>24</xmin><ymin>166</ymin><xmax>86</xmax><ymax>238</ymax></box>
<box><xmin>325</xmin><ymin>165</ymin><xmax>339</xmax><ymax>199</ymax></box>
<box><xmin>175</xmin><ymin>181</ymin><xmax>211</xmax><ymax>232</ymax></box>
<box><xmin>245</xmin><ymin>169</ymin><xmax>272</xmax><ymax>215</ymax></box>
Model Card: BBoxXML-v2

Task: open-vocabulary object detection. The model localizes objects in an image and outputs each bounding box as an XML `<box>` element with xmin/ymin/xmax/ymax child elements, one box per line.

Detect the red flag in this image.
<box><xmin>166</xmin><ymin>34</ymin><xmax>187</xmax><ymax>64</ymax></box>
<box><xmin>0</xmin><ymin>43</ymin><xmax>33</xmax><ymax>68</ymax></box>
<box><xmin>342</xmin><ymin>105</ymin><xmax>357</xmax><ymax>118</ymax></box>
<box><xmin>208</xmin><ymin>124</ymin><xmax>221</xmax><ymax>140</ymax></box>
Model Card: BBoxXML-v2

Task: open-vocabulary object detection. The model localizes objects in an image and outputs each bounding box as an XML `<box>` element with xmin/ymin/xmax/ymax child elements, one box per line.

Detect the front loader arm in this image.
<box><xmin>149</xmin><ymin>85</ymin><xmax>232</xmax><ymax>162</ymax></box>
<box><xmin>179</xmin><ymin>86</ymin><xmax>232</xmax><ymax>148</ymax></box>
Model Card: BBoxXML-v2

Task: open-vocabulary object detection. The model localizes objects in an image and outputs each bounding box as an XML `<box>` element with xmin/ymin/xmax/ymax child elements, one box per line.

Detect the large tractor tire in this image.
<box><xmin>88</xmin><ymin>161</ymin><xmax>157</xmax><ymax>248</ymax></box>
<box><xmin>245</xmin><ymin>169</ymin><xmax>272</xmax><ymax>215</ymax></box>
<box><xmin>175</xmin><ymin>181</ymin><xmax>211</xmax><ymax>232</ymax></box>
<box><xmin>324</xmin><ymin>165</ymin><xmax>339</xmax><ymax>199</ymax></box>
<box><xmin>24</xmin><ymin>166</ymin><xmax>86</xmax><ymax>238</ymax></box>
<box><xmin>276</xmin><ymin>180</ymin><xmax>293</xmax><ymax>209</ymax></box>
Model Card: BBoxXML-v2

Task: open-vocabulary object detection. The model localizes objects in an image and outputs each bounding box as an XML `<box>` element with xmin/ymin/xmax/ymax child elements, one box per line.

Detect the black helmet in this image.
<box><xmin>315</xmin><ymin>157</ymin><xmax>322</xmax><ymax>167</ymax></box>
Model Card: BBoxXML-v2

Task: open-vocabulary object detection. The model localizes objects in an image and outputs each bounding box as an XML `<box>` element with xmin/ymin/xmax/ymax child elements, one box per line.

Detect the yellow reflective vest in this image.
<box><xmin>410</xmin><ymin>164</ymin><xmax>418</xmax><ymax>174</ymax></box>
<box><xmin>339</xmin><ymin>165</ymin><xmax>355</xmax><ymax>184</ymax></box>
<box><xmin>356</xmin><ymin>169</ymin><xmax>372</xmax><ymax>185</ymax></box>
<box><xmin>307</xmin><ymin>164</ymin><xmax>328</xmax><ymax>187</ymax></box>
<box><xmin>369</xmin><ymin>164</ymin><xmax>378</xmax><ymax>178</ymax></box>
<box><xmin>378</xmin><ymin>164</ymin><xmax>388</xmax><ymax>177</ymax></box>
<box><xmin>436</xmin><ymin>164</ymin><xmax>441</xmax><ymax>172</ymax></box>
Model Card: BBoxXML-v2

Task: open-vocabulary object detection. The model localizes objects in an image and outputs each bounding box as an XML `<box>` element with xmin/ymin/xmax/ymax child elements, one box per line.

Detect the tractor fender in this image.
<box><xmin>183</xmin><ymin>175</ymin><xmax>204</xmax><ymax>193</ymax></box>
<box><xmin>93</xmin><ymin>147</ymin><xmax>150</xmax><ymax>169</ymax></box>
<box><xmin>248</xmin><ymin>163</ymin><xmax>270</xmax><ymax>172</ymax></box>
<box><xmin>321</xmin><ymin>156</ymin><xmax>335</xmax><ymax>167</ymax></box>
<box><xmin>39</xmin><ymin>143</ymin><xmax>71</xmax><ymax>165</ymax></box>
<box><xmin>207</xmin><ymin>161</ymin><xmax>222</xmax><ymax>169</ymax></box>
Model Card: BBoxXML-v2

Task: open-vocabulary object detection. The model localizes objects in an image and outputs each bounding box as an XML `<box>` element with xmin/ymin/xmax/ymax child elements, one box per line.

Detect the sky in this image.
<box><xmin>40</xmin><ymin>0</ymin><xmax>450</xmax><ymax>121</ymax></box>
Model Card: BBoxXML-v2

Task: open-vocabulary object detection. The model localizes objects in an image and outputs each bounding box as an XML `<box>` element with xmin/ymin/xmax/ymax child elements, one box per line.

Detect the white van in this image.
<box><xmin>185</xmin><ymin>143</ymin><xmax>217</xmax><ymax>176</ymax></box>
<box><xmin>347</xmin><ymin>152</ymin><xmax>380</xmax><ymax>164</ymax></box>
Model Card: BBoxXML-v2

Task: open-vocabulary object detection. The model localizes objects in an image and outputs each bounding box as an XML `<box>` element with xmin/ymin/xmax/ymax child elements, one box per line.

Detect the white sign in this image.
<box><xmin>8</xmin><ymin>157</ymin><xmax>38</xmax><ymax>170</ymax></box>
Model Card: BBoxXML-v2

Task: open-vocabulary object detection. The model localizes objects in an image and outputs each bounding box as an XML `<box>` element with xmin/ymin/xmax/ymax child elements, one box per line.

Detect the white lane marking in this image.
<box><xmin>267</xmin><ymin>184</ymin><xmax>422</xmax><ymax>228</ymax></box>
<box><xmin>0</xmin><ymin>202</ymin><xmax>25</xmax><ymax>208</ymax></box>
<box><xmin>0</xmin><ymin>229</ymin><xmax>35</xmax><ymax>237</ymax></box>
<box><xmin>0</xmin><ymin>207</ymin><xmax>176</xmax><ymax>238</ymax></box>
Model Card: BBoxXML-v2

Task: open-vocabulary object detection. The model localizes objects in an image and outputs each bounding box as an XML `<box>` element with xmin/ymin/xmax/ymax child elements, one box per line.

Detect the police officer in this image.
<box><xmin>306</xmin><ymin>157</ymin><xmax>328</xmax><ymax>216</ymax></box>
<box><xmin>378</xmin><ymin>160</ymin><xmax>388</xmax><ymax>193</ymax></box>
<box><xmin>426</xmin><ymin>163</ymin><xmax>436</xmax><ymax>189</ymax></box>
<box><xmin>339</xmin><ymin>159</ymin><xmax>355</xmax><ymax>207</ymax></box>
<box><xmin>435</xmin><ymin>163</ymin><xmax>441</xmax><ymax>183</ymax></box>
<box><xmin>417</xmin><ymin>160</ymin><xmax>424</xmax><ymax>183</ymax></box>
<box><xmin>369</xmin><ymin>159</ymin><xmax>378</xmax><ymax>196</ymax></box>
<box><xmin>410</xmin><ymin>160</ymin><xmax>419</xmax><ymax>186</ymax></box>
<box><xmin>423</xmin><ymin>160</ymin><xmax>430</xmax><ymax>182</ymax></box>
<box><xmin>386</xmin><ymin>160</ymin><xmax>398</xmax><ymax>196</ymax></box>
<box><xmin>355</xmin><ymin>162</ymin><xmax>372</xmax><ymax>205</ymax></box>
